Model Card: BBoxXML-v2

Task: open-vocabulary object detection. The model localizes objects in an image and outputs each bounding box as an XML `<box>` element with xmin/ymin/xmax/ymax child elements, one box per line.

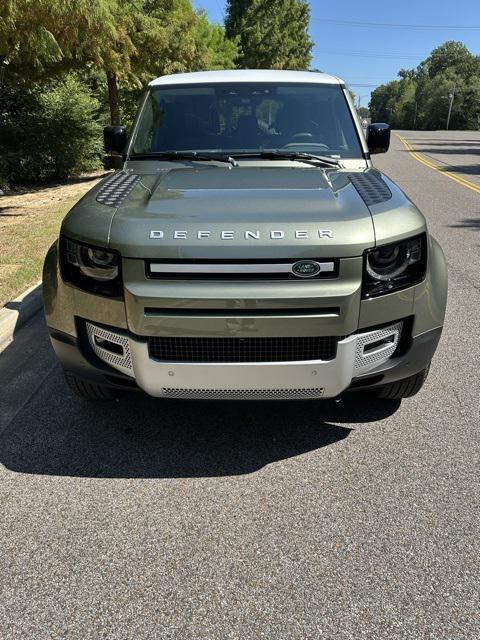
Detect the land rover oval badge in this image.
<box><xmin>292</xmin><ymin>260</ymin><xmax>321</xmax><ymax>278</ymax></box>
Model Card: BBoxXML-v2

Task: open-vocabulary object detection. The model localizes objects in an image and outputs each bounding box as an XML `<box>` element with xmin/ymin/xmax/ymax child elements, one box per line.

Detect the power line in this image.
<box><xmin>311</xmin><ymin>18</ymin><xmax>480</xmax><ymax>30</ymax></box>
<box><xmin>214</xmin><ymin>0</ymin><xmax>225</xmax><ymax>19</ymax></box>
<box><xmin>342</xmin><ymin>77</ymin><xmax>402</xmax><ymax>80</ymax></box>
<box><xmin>313</xmin><ymin>48</ymin><xmax>425</xmax><ymax>60</ymax></box>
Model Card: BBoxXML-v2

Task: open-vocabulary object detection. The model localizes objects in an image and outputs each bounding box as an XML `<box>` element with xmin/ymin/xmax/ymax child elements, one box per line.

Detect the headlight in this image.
<box><xmin>362</xmin><ymin>234</ymin><xmax>427</xmax><ymax>298</ymax></box>
<box><xmin>60</xmin><ymin>237</ymin><xmax>122</xmax><ymax>297</ymax></box>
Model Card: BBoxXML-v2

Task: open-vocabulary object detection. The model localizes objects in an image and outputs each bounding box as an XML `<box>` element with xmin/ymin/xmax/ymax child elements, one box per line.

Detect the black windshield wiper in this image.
<box><xmin>232</xmin><ymin>150</ymin><xmax>341</xmax><ymax>168</ymax></box>
<box><xmin>130</xmin><ymin>151</ymin><xmax>239</xmax><ymax>167</ymax></box>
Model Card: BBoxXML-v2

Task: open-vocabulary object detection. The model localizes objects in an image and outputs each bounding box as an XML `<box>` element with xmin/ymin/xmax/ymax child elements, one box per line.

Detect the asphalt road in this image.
<box><xmin>396</xmin><ymin>129</ymin><xmax>480</xmax><ymax>184</ymax></box>
<box><xmin>1</xmin><ymin>131</ymin><xmax>479</xmax><ymax>640</ymax></box>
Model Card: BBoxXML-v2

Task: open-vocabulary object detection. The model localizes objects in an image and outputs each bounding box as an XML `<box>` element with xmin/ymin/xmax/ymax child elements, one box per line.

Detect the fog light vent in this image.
<box><xmin>354</xmin><ymin>321</ymin><xmax>402</xmax><ymax>374</ymax></box>
<box><xmin>86</xmin><ymin>322</ymin><xmax>133</xmax><ymax>376</ymax></box>
<box><xmin>94</xmin><ymin>335</ymin><xmax>124</xmax><ymax>356</ymax></box>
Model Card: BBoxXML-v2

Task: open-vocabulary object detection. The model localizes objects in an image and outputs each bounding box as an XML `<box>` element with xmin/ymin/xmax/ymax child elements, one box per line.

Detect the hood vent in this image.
<box><xmin>96</xmin><ymin>172</ymin><xmax>141</xmax><ymax>207</ymax></box>
<box><xmin>348</xmin><ymin>171</ymin><xmax>392</xmax><ymax>206</ymax></box>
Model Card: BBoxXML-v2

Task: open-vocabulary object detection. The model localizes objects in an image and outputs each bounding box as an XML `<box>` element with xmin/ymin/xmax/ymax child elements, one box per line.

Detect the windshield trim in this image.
<box><xmin>127</xmin><ymin>82</ymin><xmax>366</xmax><ymax>161</ymax></box>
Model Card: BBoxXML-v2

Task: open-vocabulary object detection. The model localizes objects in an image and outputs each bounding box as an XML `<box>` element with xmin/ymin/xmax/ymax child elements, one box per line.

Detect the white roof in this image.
<box><xmin>149</xmin><ymin>69</ymin><xmax>343</xmax><ymax>87</ymax></box>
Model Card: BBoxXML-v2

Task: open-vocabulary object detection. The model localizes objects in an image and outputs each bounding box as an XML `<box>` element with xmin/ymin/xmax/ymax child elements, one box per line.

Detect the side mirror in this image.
<box><xmin>104</xmin><ymin>125</ymin><xmax>128</xmax><ymax>155</ymax></box>
<box><xmin>366</xmin><ymin>123</ymin><xmax>391</xmax><ymax>154</ymax></box>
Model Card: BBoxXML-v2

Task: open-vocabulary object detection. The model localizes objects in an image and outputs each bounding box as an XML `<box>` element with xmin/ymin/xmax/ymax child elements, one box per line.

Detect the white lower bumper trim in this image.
<box><xmin>85</xmin><ymin>321</ymin><xmax>402</xmax><ymax>399</ymax></box>
<box><xmin>129</xmin><ymin>337</ymin><xmax>357</xmax><ymax>399</ymax></box>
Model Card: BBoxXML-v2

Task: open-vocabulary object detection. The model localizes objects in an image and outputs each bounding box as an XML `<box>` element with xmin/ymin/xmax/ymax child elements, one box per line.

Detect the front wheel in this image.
<box><xmin>376</xmin><ymin>365</ymin><xmax>430</xmax><ymax>400</ymax></box>
<box><xmin>63</xmin><ymin>370</ymin><xmax>122</xmax><ymax>401</ymax></box>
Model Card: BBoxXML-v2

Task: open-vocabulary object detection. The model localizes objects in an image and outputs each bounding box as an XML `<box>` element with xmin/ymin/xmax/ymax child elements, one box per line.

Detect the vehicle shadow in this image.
<box><xmin>0</xmin><ymin>375</ymin><xmax>400</xmax><ymax>479</ymax></box>
<box><xmin>0</xmin><ymin>172</ymin><xmax>110</xmax><ymax>200</ymax></box>
<box><xmin>403</xmin><ymin>142</ymin><xmax>480</xmax><ymax>151</ymax></box>
<box><xmin>449</xmin><ymin>218</ymin><xmax>480</xmax><ymax>231</ymax></box>
<box><xmin>0</xmin><ymin>205</ymin><xmax>26</xmax><ymax>216</ymax></box>
<box><xmin>399</xmin><ymin>151</ymin><xmax>480</xmax><ymax>176</ymax></box>
<box><xmin>410</xmin><ymin>147</ymin><xmax>480</xmax><ymax>156</ymax></box>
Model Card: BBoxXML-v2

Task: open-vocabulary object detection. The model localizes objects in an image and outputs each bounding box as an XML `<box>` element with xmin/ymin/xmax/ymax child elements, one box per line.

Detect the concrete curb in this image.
<box><xmin>0</xmin><ymin>282</ymin><xmax>43</xmax><ymax>353</ymax></box>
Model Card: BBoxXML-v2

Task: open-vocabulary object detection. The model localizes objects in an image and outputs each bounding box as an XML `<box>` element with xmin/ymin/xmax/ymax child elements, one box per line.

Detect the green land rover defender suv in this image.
<box><xmin>43</xmin><ymin>70</ymin><xmax>447</xmax><ymax>401</ymax></box>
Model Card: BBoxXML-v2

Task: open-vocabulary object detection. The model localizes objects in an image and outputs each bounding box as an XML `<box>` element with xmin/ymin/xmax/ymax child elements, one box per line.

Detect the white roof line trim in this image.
<box><xmin>149</xmin><ymin>70</ymin><xmax>344</xmax><ymax>87</ymax></box>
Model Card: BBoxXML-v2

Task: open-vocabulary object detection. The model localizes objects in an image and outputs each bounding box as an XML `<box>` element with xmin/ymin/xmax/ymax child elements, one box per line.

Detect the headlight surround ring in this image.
<box><xmin>363</xmin><ymin>233</ymin><xmax>427</xmax><ymax>298</ymax></box>
<box><xmin>60</xmin><ymin>237</ymin><xmax>123</xmax><ymax>297</ymax></box>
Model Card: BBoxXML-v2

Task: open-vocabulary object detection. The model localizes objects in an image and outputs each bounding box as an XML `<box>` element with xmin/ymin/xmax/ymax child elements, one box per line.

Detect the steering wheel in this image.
<box><xmin>282</xmin><ymin>133</ymin><xmax>329</xmax><ymax>149</ymax></box>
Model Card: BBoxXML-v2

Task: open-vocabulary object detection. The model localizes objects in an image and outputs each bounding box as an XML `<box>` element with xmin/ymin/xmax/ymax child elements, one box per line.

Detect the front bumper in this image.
<box><xmin>77</xmin><ymin>320</ymin><xmax>404</xmax><ymax>399</ymax></box>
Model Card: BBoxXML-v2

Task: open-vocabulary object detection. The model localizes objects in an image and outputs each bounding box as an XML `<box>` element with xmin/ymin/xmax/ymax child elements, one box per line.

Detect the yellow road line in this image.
<box><xmin>396</xmin><ymin>134</ymin><xmax>480</xmax><ymax>195</ymax></box>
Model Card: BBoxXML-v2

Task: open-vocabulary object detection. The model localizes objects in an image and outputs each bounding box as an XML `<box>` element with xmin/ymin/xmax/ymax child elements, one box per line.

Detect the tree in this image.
<box><xmin>0</xmin><ymin>0</ymin><xmax>238</xmax><ymax>124</ymax></box>
<box><xmin>0</xmin><ymin>74</ymin><xmax>102</xmax><ymax>186</ymax></box>
<box><xmin>225</xmin><ymin>0</ymin><xmax>312</xmax><ymax>69</ymax></box>
<box><xmin>419</xmin><ymin>41</ymin><xmax>479</xmax><ymax>79</ymax></box>
<box><xmin>357</xmin><ymin>107</ymin><xmax>369</xmax><ymax>119</ymax></box>
<box><xmin>108</xmin><ymin>1</ymin><xmax>237</xmax><ymax>123</ymax></box>
<box><xmin>369</xmin><ymin>82</ymin><xmax>398</xmax><ymax>124</ymax></box>
<box><xmin>369</xmin><ymin>41</ymin><xmax>480</xmax><ymax>131</ymax></box>
<box><xmin>195</xmin><ymin>12</ymin><xmax>239</xmax><ymax>70</ymax></box>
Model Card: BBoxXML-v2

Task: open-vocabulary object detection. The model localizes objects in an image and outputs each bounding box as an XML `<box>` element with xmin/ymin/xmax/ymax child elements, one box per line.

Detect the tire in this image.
<box><xmin>63</xmin><ymin>370</ymin><xmax>121</xmax><ymax>401</ymax></box>
<box><xmin>377</xmin><ymin>365</ymin><xmax>430</xmax><ymax>400</ymax></box>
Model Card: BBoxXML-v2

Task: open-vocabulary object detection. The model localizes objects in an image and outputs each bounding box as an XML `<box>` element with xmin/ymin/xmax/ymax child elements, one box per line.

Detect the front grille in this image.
<box><xmin>146</xmin><ymin>259</ymin><xmax>339</xmax><ymax>280</ymax></box>
<box><xmin>148</xmin><ymin>335</ymin><xmax>340</xmax><ymax>363</ymax></box>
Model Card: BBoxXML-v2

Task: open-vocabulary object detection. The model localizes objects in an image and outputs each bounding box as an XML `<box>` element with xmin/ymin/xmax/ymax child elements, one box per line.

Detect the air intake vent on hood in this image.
<box><xmin>96</xmin><ymin>172</ymin><xmax>141</xmax><ymax>207</ymax></box>
<box><xmin>348</xmin><ymin>171</ymin><xmax>392</xmax><ymax>206</ymax></box>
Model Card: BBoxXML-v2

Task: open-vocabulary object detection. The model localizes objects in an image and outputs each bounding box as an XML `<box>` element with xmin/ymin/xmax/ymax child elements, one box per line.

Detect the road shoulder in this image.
<box><xmin>0</xmin><ymin>282</ymin><xmax>43</xmax><ymax>353</ymax></box>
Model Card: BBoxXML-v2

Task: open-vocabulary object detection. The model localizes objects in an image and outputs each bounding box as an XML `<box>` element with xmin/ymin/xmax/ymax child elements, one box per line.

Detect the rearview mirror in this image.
<box><xmin>366</xmin><ymin>123</ymin><xmax>391</xmax><ymax>154</ymax></box>
<box><xmin>104</xmin><ymin>125</ymin><xmax>128</xmax><ymax>155</ymax></box>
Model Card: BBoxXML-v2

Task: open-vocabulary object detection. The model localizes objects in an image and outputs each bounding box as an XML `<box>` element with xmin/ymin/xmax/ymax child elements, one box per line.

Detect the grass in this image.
<box><xmin>0</xmin><ymin>175</ymin><xmax>105</xmax><ymax>307</ymax></box>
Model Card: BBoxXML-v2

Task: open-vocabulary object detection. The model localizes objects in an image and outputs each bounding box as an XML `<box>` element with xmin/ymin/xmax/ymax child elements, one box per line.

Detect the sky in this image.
<box><xmin>193</xmin><ymin>0</ymin><xmax>480</xmax><ymax>107</ymax></box>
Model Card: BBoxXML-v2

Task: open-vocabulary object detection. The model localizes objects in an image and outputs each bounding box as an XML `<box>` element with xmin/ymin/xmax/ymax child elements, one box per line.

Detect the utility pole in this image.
<box><xmin>446</xmin><ymin>83</ymin><xmax>456</xmax><ymax>130</ymax></box>
<box><xmin>413</xmin><ymin>100</ymin><xmax>418</xmax><ymax>129</ymax></box>
<box><xmin>356</xmin><ymin>95</ymin><xmax>368</xmax><ymax>111</ymax></box>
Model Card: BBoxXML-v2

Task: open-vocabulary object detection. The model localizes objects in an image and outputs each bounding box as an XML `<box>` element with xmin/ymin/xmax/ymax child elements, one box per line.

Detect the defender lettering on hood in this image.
<box><xmin>149</xmin><ymin>229</ymin><xmax>334</xmax><ymax>240</ymax></box>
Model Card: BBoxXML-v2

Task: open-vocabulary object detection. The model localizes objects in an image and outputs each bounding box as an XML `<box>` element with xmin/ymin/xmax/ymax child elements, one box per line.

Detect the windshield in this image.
<box><xmin>130</xmin><ymin>82</ymin><xmax>363</xmax><ymax>159</ymax></box>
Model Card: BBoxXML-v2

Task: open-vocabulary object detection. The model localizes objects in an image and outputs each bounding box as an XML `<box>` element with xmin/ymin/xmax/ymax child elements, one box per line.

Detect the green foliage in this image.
<box><xmin>0</xmin><ymin>0</ymin><xmax>127</xmax><ymax>75</ymax></box>
<box><xmin>420</xmin><ymin>41</ymin><xmax>479</xmax><ymax>79</ymax></box>
<box><xmin>369</xmin><ymin>41</ymin><xmax>480</xmax><ymax>131</ymax></box>
<box><xmin>225</xmin><ymin>0</ymin><xmax>312</xmax><ymax>69</ymax></box>
<box><xmin>0</xmin><ymin>75</ymin><xmax>102</xmax><ymax>187</ymax></box>
<box><xmin>1</xmin><ymin>0</ymin><xmax>238</xmax><ymax>124</ymax></box>
<box><xmin>195</xmin><ymin>12</ymin><xmax>238</xmax><ymax>71</ymax></box>
<box><xmin>0</xmin><ymin>0</ymin><xmax>238</xmax><ymax>83</ymax></box>
<box><xmin>0</xmin><ymin>0</ymin><xmax>239</xmax><ymax>185</ymax></box>
<box><xmin>124</xmin><ymin>2</ymin><xmax>237</xmax><ymax>84</ymax></box>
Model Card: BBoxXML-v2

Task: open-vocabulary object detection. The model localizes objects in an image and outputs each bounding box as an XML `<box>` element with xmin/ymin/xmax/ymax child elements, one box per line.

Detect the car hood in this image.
<box><xmin>103</xmin><ymin>165</ymin><xmax>375</xmax><ymax>260</ymax></box>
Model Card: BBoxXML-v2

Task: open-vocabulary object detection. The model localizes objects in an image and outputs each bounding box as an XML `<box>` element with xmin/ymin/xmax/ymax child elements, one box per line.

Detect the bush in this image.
<box><xmin>0</xmin><ymin>74</ymin><xmax>103</xmax><ymax>188</ymax></box>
